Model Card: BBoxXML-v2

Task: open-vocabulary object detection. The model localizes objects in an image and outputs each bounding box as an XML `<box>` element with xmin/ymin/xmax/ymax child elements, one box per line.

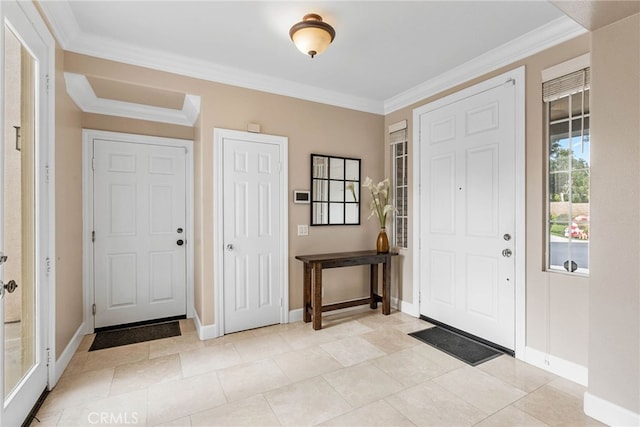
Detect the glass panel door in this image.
<box><xmin>3</xmin><ymin>23</ymin><xmax>36</xmax><ymax>400</ymax></box>
<box><xmin>1</xmin><ymin>1</ymin><xmax>51</xmax><ymax>424</ymax></box>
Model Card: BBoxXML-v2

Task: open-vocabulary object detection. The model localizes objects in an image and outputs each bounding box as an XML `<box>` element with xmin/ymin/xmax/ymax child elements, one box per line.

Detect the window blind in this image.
<box><xmin>543</xmin><ymin>68</ymin><xmax>590</xmax><ymax>102</ymax></box>
<box><xmin>390</xmin><ymin>128</ymin><xmax>407</xmax><ymax>145</ymax></box>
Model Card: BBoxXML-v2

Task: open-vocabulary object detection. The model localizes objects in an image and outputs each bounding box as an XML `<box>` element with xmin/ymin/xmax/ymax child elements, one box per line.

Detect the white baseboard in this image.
<box><xmin>393</xmin><ymin>298</ymin><xmax>419</xmax><ymax>317</ymax></box>
<box><xmin>289</xmin><ymin>308</ymin><xmax>303</xmax><ymax>323</ymax></box>
<box><xmin>193</xmin><ymin>311</ymin><xmax>218</xmax><ymax>340</ymax></box>
<box><xmin>524</xmin><ymin>346</ymin><xmax>588</xmax><ymax>386</ymax></box>
<box><xmin>53</xmin><ymin>322</ymin><xmax>86</xmax><ymax>387</ymax></box>
<box><xmin>584</xmin><ymin>392</ymin><xmax>640</xmax><ymax>427</ymax></box>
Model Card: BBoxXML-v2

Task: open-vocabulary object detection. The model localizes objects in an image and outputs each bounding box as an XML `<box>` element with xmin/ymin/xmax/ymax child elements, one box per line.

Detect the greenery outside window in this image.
<box><xmin>545</xmin><ymin>67</ymin><xmax>590</xmax><ymax>274</ymax></box>
<box><xmin>390</xmin><ymin>121</ymin><xmax>408</xmax><ymax>249</ymax></box>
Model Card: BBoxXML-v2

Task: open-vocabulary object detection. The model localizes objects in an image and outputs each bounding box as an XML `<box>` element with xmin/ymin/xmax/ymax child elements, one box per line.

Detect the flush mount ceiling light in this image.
<box><xmin>289</xmin><ymin>13</ymin><xmax>336</xmax><ymax>58</ymax></box>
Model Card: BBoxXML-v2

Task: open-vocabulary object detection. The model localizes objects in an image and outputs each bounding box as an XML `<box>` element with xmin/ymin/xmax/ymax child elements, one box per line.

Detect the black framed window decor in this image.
<box><xmin>310</xmin><ymin>154</ymin><xmax>360</xmax><ymax>225</ymax></box>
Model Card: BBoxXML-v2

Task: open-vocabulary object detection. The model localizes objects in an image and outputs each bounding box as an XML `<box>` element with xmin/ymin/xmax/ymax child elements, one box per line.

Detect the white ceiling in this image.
<box><xmin>40</xmin><ymin>1</ymin><xmax>588</xmax><ymax>114</ymax></box>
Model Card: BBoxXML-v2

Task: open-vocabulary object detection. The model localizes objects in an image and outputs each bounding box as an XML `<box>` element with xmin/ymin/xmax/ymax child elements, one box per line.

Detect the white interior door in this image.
<box><xmin>1</xmin><ymin>1</ymin><xmax>52</xmax><ymax>425</ymax></box>
<box><xmin>93</xmin><ymin>139</ymin><xmax>187</xmax><ymax>328</ymax></box>
<box><xmin>222</xmin><ymin>133</ymin><xmax>284</xmax><ymax>334</ymax></box>
<box><xmin>418</xmin><ymin>81</ymin><xmax>516</xmax><ymax>349</ymax></box>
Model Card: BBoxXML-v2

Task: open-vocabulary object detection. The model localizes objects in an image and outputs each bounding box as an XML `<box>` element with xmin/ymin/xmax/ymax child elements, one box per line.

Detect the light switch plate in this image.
<box><xmin>297</xmin><ymin>225</ymin><xmax>309</xmax><ymax>236</ymax></box>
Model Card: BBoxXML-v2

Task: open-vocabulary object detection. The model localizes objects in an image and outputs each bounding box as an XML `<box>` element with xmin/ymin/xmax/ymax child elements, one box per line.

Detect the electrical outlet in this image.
<box><xmin>297</xmin><ymin>225</ymin><xmax>309</xmax><ymax>236</ymax></box>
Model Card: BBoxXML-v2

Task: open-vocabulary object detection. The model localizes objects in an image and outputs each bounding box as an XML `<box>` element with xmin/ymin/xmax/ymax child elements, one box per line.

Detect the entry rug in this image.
<box><xmin>89</xmin><ymin>321</ymin><xmax>181</xmax><ymax>351</ymax></box>
<box><xmin>409</xmin><ymin>326</ymin><xmax>503</xmax><ymax>366</ymax></box>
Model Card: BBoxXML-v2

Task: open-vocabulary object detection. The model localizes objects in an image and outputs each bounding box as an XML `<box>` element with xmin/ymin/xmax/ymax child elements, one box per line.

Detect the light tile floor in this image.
<box><xmin>32</xmin><ymin>310</ymin><xmax>605</xmax><ymax>426</ymax></box>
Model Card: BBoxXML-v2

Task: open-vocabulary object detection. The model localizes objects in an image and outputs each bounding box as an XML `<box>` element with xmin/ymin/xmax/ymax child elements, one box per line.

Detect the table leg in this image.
<box><xmin>382</xmin><ymin>256</ymin><xmax>391</xmax><ymax>315</ymax></box>
<box><xmin>303</xmin><ymin>262</ymin><xmax>311</xmax><ymax>323</ymax></box>
<box><xmin>370</xmin><ymin>264</ymin><xmax>378</xmax><ymax>309</ymax></box>
<box><xmin>312</xmin><ymin>263</ymin><xmax>323</xmax><ymax>330</ymax></box>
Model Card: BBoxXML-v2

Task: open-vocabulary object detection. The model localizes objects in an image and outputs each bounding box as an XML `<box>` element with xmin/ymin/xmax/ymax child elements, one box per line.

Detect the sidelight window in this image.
<box><xmin>545</xmin><ymin>66</ymin><xmax>590</xmax><ymax>275</ymax></box>
<box><xmin>389</xmin><ymin>120</ymin><xmax>408</xmax><ymax>249</ymax></box>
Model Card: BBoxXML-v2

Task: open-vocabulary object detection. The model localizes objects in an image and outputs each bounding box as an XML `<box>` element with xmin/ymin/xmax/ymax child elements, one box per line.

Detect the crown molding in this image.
<box><xmin>383</xmin><ymin>16</ymin><xmax>587</xmax><ymax>114</ymax></box>
<box><xmin>42</xmin><ymin>2</ymin><xmax>585</xmax><ymax>116</ymax></box>
<box><xmin>55</xmin><ymin>19</ymin><xmax>384</xmax><ymax>114</ymax></box>
<box><xmin>64</xmin><ymin>72</ymin><xmax>201</xmax><ymax>126</ymax></box>
<box><xmin>37</xmin><ymin>0</ymin><xmax>79</xmax><ymax>49</ymax></box>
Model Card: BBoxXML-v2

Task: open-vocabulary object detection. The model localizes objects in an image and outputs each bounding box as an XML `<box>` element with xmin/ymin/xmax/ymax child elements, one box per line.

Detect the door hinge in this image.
<box><xmin>92</xmin><ymin>157</ymin><xmax>96</xmax><ymax>171</ymax></box>
<box><xmin>92</xmin><ymin>230</ymin><xmax>95</xmax><ymax>242</ymax></box>
<box><xmin>92</xmin><ymin>304</ymin><xmax>96</xmax><ymax>316</ymax></box>
<box><xmin>45</xmin><ymin>74</ymin><xmax>50</xmax><ymax>94</ymax></box>
<box><xmin>44</xmin><ymin>164</ymin><xmax>50</xmax><ymax>183</ymax></box>
<box><xmin>45</xmin><ymin>257</ymin><xmax>51</xmax><ymax>276</ymax></box>
<box><xmin>280</xmin><ymin>297</ymin><xmax>283</xmax><ymax>307</ymax></box>
<box><xmin>46</xmin><ymin>348</ymin><xmax>51</xmax><ymax>366</ymax></box>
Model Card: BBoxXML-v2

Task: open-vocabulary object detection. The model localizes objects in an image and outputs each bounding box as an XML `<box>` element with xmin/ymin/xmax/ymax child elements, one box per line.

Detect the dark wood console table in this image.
<box><xmin>295</xmin><ymin>250</ymin><xmax>397</xmax><ymax>330</ymax></box>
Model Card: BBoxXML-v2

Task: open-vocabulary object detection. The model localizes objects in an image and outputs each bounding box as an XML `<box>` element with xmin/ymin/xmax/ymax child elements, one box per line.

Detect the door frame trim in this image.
<box><xmin>213</xmin><ymin>128</ymin><xmax>289</xmax><ymax>337</ymax></box>
<box><xmin>81</xmin><ymin>129</ymin><xmax>195</xmax><ymax>333</ymax></box>
<box><xmin>1</xmin><ymin>1</ymin><xmax>56</xmax><ymax>420</ymax></box>
<box><xmin>412</xmin><ymin>66</ymin><xmax>526</xmax><ymax>358</ymax></box>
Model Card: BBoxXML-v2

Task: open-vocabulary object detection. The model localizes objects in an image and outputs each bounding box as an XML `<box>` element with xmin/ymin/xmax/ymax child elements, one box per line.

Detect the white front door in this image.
<box><xmin>417</xmin><ymin>79</ymin><xmax>516</xmax><ymax>349</ymax></box>
<box><xmin>93</xmin><ymin>138</ymin><xmax>187</xmax><ymax>328</ymax></box>
<box><xmin>220</xmin><ymin>131</ymin><xmax>286</xmax><ymax>334</ymax></box>
<box><xmin>1</xmin><ymin>1</ymin><xmax>52</xmax><ymax>425</ymax></box>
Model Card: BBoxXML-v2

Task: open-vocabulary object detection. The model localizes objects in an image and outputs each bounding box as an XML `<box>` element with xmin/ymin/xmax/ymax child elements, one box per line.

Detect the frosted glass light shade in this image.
<box><xmin>289</xmin><ymin>14</ymin><xmax>336</xmax><ymax>58</ymax></box>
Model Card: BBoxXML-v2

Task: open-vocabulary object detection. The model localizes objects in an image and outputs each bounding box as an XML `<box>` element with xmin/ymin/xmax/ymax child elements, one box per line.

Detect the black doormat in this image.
<box><xmin>89</xmin><ymin>321</ymin><xmax>181</xmax><ymax>351</ymax></box>
<box><xmin>409</xmin><ymin>326</ymin><xmax>503</xmax><ymax>366</ymax></box>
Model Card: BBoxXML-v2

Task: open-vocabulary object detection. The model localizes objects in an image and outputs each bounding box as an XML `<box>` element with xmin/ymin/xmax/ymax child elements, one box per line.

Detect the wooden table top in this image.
<box><xmin>295</xmin><ymin>250</ymin><xmax>398</xmax><ymax>264</ymax></box>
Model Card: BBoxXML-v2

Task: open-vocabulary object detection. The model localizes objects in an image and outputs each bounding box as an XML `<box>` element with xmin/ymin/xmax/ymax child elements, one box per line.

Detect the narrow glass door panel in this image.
<box><xmin>3</xmin><ymin>24</ymin><xmax>36</xmax><ymax>399</ymax></box>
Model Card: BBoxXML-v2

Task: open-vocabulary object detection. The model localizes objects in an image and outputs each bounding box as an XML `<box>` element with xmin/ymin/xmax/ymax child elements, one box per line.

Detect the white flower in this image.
<box><xmin>362</xmin><ymin>176</ymin><xmax>396</xmax><ymax>228</ymax></box>
<box><xmin>362</xmin><ymin>176</ymin><xmax>373</xmax><ymax>190</ymax></box>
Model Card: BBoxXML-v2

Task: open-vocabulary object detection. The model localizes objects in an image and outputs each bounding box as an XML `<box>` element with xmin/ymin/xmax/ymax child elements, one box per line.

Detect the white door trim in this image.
<box><xmin>213</xmin><ymin>128</ymin><xmax>289</xmax><ymax>337</ymax></box>
<box><xmin>0</xmin><ymin>1</ymin><xmax>56</xmax><ymax>419</ymax></box>
<box><xmin>82</xmin><ymin>129</ymin><xmax>194</xmax><ymax>333</ymax></box>
<box><xmin>412</xmin><ymin>67</ymin><xmax>526</xmax><ymax>358</ymax></box>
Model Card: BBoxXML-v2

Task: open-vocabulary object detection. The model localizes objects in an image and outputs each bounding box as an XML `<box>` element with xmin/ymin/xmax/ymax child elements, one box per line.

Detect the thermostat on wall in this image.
<box><xmin>293</xmin><ymin>190</ymin><xmax>310</xmax><ymax>204</ymax></box>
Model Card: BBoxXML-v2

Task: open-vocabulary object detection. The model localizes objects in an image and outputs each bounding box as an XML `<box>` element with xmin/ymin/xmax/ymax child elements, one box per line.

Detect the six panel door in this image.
<box><xmin>93</xmin><ymin>139</ymin><xmax>187</xmax><ymax>328</ymax></box>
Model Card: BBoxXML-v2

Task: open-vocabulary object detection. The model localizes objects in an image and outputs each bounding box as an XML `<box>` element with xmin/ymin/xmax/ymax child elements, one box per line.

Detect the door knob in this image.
<box><xmin>3</xmin><ymin>280</ymin><xmax>18</xmax><ymax>293</ymax></box>
<box><xmin>0</xmin><ymin>253</ymin><xmax>7</xmax><ymax>265</ymax></box>
<box><xmin>226</xmin><ymin>244</ymin><xmax>234</xmax><ymax>251</ymax></box>
<box><xmin>176</xmin><ymin>239</ymin><xmax>184</xmax><ymax>246</ymax></box>
<box><xmin>502</xmin><ymin>249</ymin><xmax>512</xmax><ymax>257</ymax></box>
<box><xmin>503</xmin><ymin>234</ymin><xmax>511</xmax><ymax>241</ymax></box>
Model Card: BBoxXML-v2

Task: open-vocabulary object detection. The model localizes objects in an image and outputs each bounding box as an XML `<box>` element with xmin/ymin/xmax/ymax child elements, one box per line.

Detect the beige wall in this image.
<box><xmin>82</xmin><ymin>113</ymin><xmax>194</xmax><ymax>141</ymax></box>
<box><xmin>385</xmin><ymin>34</ymin><xmax>592</xmax><ymax>365</ymax></box>
<box><xmin>61</xmin><ymin>52</ymin><xmax>384</xmax><ymax>328</ymax></box>
<box><xmin>54</xmin><ymin>45</ymin><xmax>83</xmax><ymax>358</ymax></box>
<box><xmin>589</xmin><ymin>13</ymin><xmax>640</xmax><ymax>415</ymax></box>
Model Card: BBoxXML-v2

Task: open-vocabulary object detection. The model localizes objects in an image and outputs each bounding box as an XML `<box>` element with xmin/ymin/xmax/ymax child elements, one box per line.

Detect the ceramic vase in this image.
<box><xmin>376</xmin><ymin>228</ymin><xmax>390</xmax><ymax>253</ymax></box>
